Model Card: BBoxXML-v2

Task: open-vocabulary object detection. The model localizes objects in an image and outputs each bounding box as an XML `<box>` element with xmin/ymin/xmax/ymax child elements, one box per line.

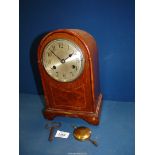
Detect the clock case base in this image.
<box><xmin>43</xmin><ymin>93</ymin><xmax>103</xmax><ymax>125</ymax></box>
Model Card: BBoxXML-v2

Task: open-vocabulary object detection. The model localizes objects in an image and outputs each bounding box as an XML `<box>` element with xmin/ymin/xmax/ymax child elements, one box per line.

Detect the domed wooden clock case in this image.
<box><xmin>38</xmin><ymin>29</ymin><xmax>103</xmax><ymax>125</ymax></box>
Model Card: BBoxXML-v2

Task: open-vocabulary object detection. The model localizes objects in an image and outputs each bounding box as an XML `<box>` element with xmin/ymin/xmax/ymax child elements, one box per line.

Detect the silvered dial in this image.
<box><xmin>42</xmin><ymin>39</ymin><xmax>85</xmax><ymax>82</ymax></box>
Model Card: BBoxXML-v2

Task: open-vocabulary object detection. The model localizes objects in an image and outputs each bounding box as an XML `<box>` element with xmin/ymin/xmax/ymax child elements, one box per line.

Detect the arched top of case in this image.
<box><xmin>39</xmin><ymin>29</ymin><xmax>98</xmax><ymax>59</ymax></box>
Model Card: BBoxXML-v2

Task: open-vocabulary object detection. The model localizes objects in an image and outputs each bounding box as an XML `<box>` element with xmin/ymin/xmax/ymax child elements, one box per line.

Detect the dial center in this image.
<box><xmin>61</xmin><ymin>59</ymin><xmax>65</xmax><ymax>64</ymax></box>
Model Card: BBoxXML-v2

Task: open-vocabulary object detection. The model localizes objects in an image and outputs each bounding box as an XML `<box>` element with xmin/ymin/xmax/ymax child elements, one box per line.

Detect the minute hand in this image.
<box><xmin>50</xmin><ymin>50</ymin><xmax>62</xmax><ymax>61</ymax></box>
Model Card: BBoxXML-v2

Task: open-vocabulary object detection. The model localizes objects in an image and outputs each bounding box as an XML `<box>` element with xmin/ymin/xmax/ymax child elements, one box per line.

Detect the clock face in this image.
<box><xmin>42</xmin><ymin>39</ymin><xmax>85</xmax><ymax>82</ymax></box>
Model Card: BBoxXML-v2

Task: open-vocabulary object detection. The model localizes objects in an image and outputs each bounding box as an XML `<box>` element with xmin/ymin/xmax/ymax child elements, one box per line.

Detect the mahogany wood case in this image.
<box><xmin>38</xmin><ymin>29</ymin><xmax>103</xmax><ymax>125</ymax></box>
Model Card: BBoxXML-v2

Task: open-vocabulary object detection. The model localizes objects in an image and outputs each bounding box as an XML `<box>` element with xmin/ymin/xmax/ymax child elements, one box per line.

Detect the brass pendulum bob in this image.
<box><xmin>72</xmin><ymin>125</ymin><xmax>98</xmax><ymax>147</ymax></box>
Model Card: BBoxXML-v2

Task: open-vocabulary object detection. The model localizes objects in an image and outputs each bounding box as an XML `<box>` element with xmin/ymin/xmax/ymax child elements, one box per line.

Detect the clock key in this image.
<box><xmin>45</xmin><ymin>122</ymin><xmax>61</xmax><ymax>142</ymax></box>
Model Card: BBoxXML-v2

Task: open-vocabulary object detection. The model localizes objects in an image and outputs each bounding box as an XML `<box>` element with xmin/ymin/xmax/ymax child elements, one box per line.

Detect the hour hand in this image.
<box><xmin>64</xmin><ymin>52</ymin><xmax>74</xmax><ymax>61</ymax></box>
<box><xmin>50</xmin><ymin>50</ymin><xmax>62</xmax><ymax>61</ymax></box>
<box><xmin>60</xmin><ymin>52</ymin><xmax>74</xmax><ymax>64</ymax></box>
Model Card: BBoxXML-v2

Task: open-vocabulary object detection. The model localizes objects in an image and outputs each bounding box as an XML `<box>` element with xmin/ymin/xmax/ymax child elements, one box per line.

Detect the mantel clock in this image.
<box><xmin>38</xmin><ymin>29</ymin><xmax>103</xmax><ymax>125</ymax></box>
